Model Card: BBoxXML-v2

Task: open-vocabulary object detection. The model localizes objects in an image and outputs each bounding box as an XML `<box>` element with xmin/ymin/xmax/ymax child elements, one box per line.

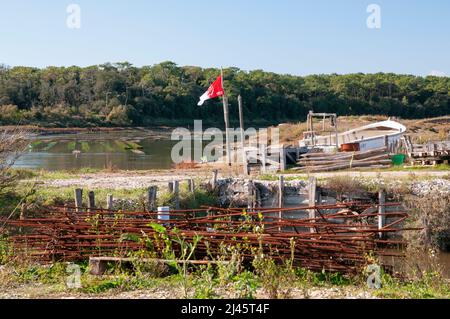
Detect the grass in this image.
<box><xmin>0</xmin><ymin>175</ymin><xmax>219</xmax><ymax>216</ymax></box>
<box><xmin>383</xmin><ymin>164</ymin><xmax>450</xmax><ymax>172</ymax></box>
<box><xmin>374</xmin><ymin>273</ymin><xmax>450</xmax><ymax>299</ymax></box>
<box><xmin>1</xmin><ymin>258</ymin><xmax>448</xmax><ymax>299</ymax></box>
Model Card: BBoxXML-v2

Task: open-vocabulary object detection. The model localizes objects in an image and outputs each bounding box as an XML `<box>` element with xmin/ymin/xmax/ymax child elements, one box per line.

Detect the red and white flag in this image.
<box><xmin>197</xmin><ymin>75</ymin><xmax>224</xmax><ymax>106</ymax></box>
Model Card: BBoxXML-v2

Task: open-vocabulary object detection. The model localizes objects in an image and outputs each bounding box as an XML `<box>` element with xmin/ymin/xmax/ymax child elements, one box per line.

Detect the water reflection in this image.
<box><xmin>14</xmin><ymin>130</ymin><xmax>187</xmax><ymax>171</ymax></box>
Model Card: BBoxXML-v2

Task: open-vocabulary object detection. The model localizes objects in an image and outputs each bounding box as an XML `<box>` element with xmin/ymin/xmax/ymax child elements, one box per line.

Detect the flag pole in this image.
<box><xmin>221</xmin><ymin>67</ymin><xmax>232</xmax><ymax>166</ymax></box>
<box><xmin>238</xmin><ymin>95</ymin><xmax>248</xmax><ymax>175</ymax></box>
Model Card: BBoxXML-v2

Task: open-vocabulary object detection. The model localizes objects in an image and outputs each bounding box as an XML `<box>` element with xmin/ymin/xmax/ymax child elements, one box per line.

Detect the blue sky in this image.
<box><xmin>1</xmin><ymin>0</ymin><xmax>449</xmax><ymax>76</ymax></box>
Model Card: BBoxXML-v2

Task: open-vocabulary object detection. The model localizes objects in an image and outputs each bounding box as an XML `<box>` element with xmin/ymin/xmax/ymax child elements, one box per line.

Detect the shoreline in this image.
<box><xmin>0</xmin><ymin>125</ymin><xmax>174</xmax><ymax>135</ymax></box>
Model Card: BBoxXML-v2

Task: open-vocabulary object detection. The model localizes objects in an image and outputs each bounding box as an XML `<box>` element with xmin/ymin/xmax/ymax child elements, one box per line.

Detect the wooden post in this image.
<box><xmin>211</xmin><ymin>169</ymin><xmax>218</xmax><ymax>190</ymax></box>
<box><xmin>278</xmin><ymin>176</ymin><xmax>284</xmax><ymax>231</ymax></box>
<box><xmin>19</xmin><ymin>204</ymin><xmax>26</xmax><ymax>233</ymax></box>
<box><xmin>222</xmin><ymin>70</ymin><xmax>232</xmax><ymax>166</ymax></box>
<box><xmin>74</xmin><ymin>188</ymin><xmax>83</xmax><ymax>212</ymax></box>
<box><xmin>378</xmin><ymin>189</ymin><xmax>386</xmax><ymax>239</ymax></box>
<box><xmin>173</xmin><ymin>180</ymin><xmax>180</xmax><ymax>210</ymax></box>
<box><xmin>238</xmin><ymin>95</ymin><xmax>248</xmax><ymax>175</ymax></box>
<box><xmin>334</xmin><ymin>114</ymin><xmax>339</xmax><ymax>150</ymax></box>
<box><xmin>279</xmin><ymin>145</ymin><xmax>286</xmax><ymax>171</ymax></box>
<box><xmin>187</xmin><ymin>179</ymin><xmax>195</xmax><ymax>193</ymax></box>
<box><xmin>260</xmin><ymin>144</ymin><xmax>267</xmax><ymax>174</ymax></box>
<box><xmin>308</xmin><ymin>177</ymin><xmax>317</xmax><ymax>233</ymax></box>
<box><xmin>106</xmin><ymin>194</ymin><xmax>114</xmax><ymax>211</ymax></box>
<box><xmin>87</xmin><ymin>191</ymin><xmax>95</xmax><ymax>212</ymax></box>
<box><xmin>20</xmin><ymin>204</ymin><xmax>26</xmax><ymax>220</ymax></box>
<box><xmin>168</xmin><ymin>182</ymin><xmax>174</xmax><ymax>193</ymax></box>
<box><xmin>147</xmin><ymin>186</ymin><xmax>157</xmax><ymax>212</ymax></box>
<box><xmin>247</xmin><ymin>180</ymin><xmax>255</xmax><ymax>210</ymax></box>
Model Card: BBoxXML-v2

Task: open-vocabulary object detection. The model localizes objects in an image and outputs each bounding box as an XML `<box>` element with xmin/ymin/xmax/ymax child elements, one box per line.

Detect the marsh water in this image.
<box><xmin>14</xmin><ymin>129</ymin><xmax>184</xmax><ymax>171</ymax></box>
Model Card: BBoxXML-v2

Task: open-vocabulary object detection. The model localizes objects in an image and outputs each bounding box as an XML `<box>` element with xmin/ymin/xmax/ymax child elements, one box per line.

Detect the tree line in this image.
<box><xmin>0</xmin><ymin>61</ymin><xmax>449</xmax><ymax>127</ymax></box>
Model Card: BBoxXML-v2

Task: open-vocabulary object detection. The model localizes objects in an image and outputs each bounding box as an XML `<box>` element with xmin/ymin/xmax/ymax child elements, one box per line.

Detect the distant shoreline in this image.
<box><xmin>0</xmin><ymin>125</ymin><xmax>174</xmax><ymax>135</ymax></box>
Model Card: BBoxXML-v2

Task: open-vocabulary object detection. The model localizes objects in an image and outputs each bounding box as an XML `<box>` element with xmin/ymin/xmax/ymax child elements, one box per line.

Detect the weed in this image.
<box><xmin>233</xmin><ymin>270</ymin><xmax>259</xmax><ymax>299</ymax></box>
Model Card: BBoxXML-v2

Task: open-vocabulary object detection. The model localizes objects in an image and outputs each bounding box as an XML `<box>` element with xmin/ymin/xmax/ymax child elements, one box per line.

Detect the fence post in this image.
<box><xmin>247</xmin><ymin>180</ymin><xmax>255</xmax><ymax>210</ymax></box>
<box><xmin>173</xmin><ymin>180</ymin><xmax>180</xmax><ymax>210</ymax></box>
<box><xmin>87</xmin><ymin>191</ymin><xmax>95</xmax><ymax>213</ymax></box>
<box><xmin>308</xmin><ymin>177</ymin><xmax>317</xmax><ymax>233</ymax></box>
<box><xmin>278</xmin><ymin>175</ymin><xmax>285</xmax><ymax>231</ymax></box>
<box><xmin>188</xmin><ymin>179</ymin><xmax>195</xmax><ymax>193</ymax></box>
<box><xmin>147</xmin><ymin>186</ymin><xmax>157</xmax><ymax>212</ymax></box>
<box><xmin>260</xmin><ymin>144</ymin><xmax>267</xmax><ymax>174</ymax></box>
<box><xmin>211</xmin><ymin>169</ymin><xmax>218</xmax><ymax>190</ymax></box>
<box><xmin>279</xmin><ymin>145</ymin><xmax>286</xmax><ymax>171</ymax></box>
<box><xmin>106</xmin><ymin>194</ymin><xmax>114</xmax><ymax>211</ymax></box>
<box><xmin>74</xmin><ymin>188</ymin><xmax>83</xmax><ymax>213</ymax></box>
<box><xmin>378</xmin><ymin>189</ymin><xmax>386</xmax><ymax>239</ymax></box>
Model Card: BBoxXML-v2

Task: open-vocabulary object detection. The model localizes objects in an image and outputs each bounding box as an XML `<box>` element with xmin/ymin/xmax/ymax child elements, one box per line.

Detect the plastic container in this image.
<box><xmin>340</xmin><ymin>143</ymin><xmax>360</xmax><ymax>152</ymax></box>
<box><xmin>157</xmin><ymin>206</ymin><xmax>171</xmax><ymax>221</ymax></box>
<box><xmin>391</xmin><ymin>154</ymin><xmax>406</xmax><ymax>166</ymax></box>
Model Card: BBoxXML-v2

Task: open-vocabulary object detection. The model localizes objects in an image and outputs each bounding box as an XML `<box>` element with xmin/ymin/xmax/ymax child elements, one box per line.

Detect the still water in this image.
<box><xmin>14</xmin><ymin>129</ymin><xmax>186</xmax><ymax>171</ymax></box>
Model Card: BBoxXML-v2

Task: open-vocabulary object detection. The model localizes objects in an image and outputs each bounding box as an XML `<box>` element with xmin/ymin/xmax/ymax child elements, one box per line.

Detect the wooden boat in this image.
<box><xmin>299</xmin><ymin>116</ymin><xmax>406</xmax><ymax>152</ymax></box>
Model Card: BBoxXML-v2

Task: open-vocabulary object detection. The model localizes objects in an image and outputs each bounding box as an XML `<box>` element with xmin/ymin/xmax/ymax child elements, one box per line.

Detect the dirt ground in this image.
<box><xmin>0</xmin><ymin>284</ymin><xmax>376</xmax><ymax>300</ymax></box>
<box><xmin>34</xmin><ymin>169</ymin><xmax>449</xmax><ymax>190</ymax></box>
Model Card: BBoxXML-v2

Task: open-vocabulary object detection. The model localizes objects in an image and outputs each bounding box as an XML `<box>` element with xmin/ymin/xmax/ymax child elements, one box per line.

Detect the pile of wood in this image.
<box><xmin>403</xmin><ymin>135</ymin><xmax>450</xmax><ymax>166</ymax></box>
<box><xmin>294</xmin><ymin>147</ymin><xmax>391</xmax><ymax>172</ymax></box>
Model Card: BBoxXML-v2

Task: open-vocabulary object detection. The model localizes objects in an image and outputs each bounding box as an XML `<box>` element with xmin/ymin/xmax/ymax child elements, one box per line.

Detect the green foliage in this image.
<box><xmin>233</xmin><ymin>271</ymin><xmax>259</xmax><ymax>299</ymax></box>
<box><xmin>1</xmin><ymin>62</ymin><xmax>449</xmax><ymax>127</ymax></box>
<box><xmin>0</xmin><ymin>236</ymin><xmax>13</xmax><ymax>264</ymax></box>
<box><xmin>374</xmin><ymin>272</ymin><xmax>450</xmax><ymax>299</ymax></box>
<box><xmin>192</xmin><ymin>265</ymin><xmax>216</xmax><ymax>299</ymax></box>
<box><xmin>252</xmin><ymin>253</ymin><xmax>296</xmax><ymax>299</ymax></box>
<box><xmin>14</xmin><ymin>263</ymin><xmax>68</xmax><ymax>285</ymax></box>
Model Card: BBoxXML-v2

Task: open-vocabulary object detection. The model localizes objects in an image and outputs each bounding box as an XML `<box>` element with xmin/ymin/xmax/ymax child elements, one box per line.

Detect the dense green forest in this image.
<box><xmin>0</xmin><ymin>61</ymin><xmax>449</xmax><ymax>127</ymax></box>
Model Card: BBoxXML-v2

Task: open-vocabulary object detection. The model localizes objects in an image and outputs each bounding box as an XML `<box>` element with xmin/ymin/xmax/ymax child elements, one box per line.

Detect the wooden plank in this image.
<box><xmin>295</xmin><ymin>159</ymin><xmax>393</xmax><ymax>172</ymax></box>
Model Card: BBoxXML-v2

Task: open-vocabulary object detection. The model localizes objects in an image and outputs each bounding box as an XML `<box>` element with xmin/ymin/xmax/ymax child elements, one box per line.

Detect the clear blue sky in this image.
<box><xmin>1</xmin><ymin>0</ymin><xmax>449</xmax><ymax>76</ymax></box>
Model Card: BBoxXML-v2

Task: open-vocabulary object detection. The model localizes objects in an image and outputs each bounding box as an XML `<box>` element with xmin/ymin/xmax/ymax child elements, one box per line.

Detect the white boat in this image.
<box><xmin>299</xmin><ymin>115</ymin><xmax>406</xmax><ymax>152</ymax></box>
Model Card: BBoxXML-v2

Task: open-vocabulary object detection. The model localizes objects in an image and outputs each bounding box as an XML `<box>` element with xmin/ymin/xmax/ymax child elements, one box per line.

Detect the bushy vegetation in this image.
<box><xmin>0</xmin><ymin>62</ymin><xmax>449</xmax><ymax>127</ymax></box>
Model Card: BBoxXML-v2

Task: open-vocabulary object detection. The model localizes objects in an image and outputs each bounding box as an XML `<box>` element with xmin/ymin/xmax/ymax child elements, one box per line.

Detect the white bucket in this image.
<box><xmin>157</xmin><ymin>206</ymin><xmax>170</xmax><ymax>221</ymax></box>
